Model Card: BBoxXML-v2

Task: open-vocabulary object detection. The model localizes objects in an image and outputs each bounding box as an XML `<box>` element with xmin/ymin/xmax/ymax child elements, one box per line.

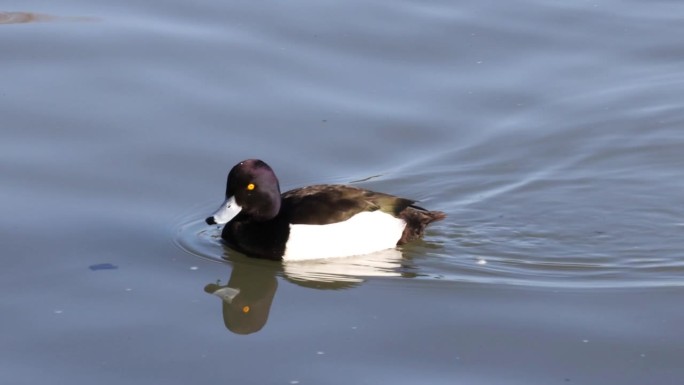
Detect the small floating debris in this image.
<box><xmin>0</xmin><ymin>11</ymin><xmax>96</xmax><ymax>25</ymax></box>
<box><xmin>53</xmin><ymin>309</ymin><xmax>63</xmax><ymax>314</ymax></box>
<box><xmin>476</xmin><ymin>258</ymin><xmax>487</xmax><ymax>265</ymax></box>
<box><xmin>89</xmin><ymin>263</ymin><xmax>118</xmax><ymax>271</ymax></box>
<box><xmin>190</xmin><ymin>266</ymin><xmax>199</xmax><ymax>271</ymax></box>
<box><xmin>0</xmin><ymin>12</ymin><xmax>48</xmax><ymax>24</ymax></box>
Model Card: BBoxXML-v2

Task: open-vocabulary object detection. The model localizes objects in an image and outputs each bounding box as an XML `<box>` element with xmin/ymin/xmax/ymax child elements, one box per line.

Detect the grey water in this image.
<box><xmin>2</xmin><ymin>0</ymin><xmax>684</xmax><ymax>384</ymax></box>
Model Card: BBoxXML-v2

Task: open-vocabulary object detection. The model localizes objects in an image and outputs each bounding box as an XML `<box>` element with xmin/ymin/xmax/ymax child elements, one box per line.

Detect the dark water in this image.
<box><xmin>3</xmin><ymin>0</ymin><xmax>684</xmax><ymax>384</ymax></box>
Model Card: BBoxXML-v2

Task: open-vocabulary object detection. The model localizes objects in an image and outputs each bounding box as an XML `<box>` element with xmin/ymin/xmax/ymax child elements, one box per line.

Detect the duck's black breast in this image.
<box><xmin>222</xmin><ymin>214</ymin><xmax>290</xmax><ymax>260</ymax></box>
<box><xmin>281</xmin><ymin>185</ymin><xmax>416</xmax><ymax>225</ymax></box>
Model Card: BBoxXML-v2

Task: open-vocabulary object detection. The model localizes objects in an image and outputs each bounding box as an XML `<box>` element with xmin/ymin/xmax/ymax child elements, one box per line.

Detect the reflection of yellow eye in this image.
<box><xmin>247</xmin><ymin>183</ymin><xmax>255</xmax><ymax>191</ymax></box>
<box><xmin>242</xmin><ymin>305</ymin><xmax>250</xmax><ymax>313</ymax></box>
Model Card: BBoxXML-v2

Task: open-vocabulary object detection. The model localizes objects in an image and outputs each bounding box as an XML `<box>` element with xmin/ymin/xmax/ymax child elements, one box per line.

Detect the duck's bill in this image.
<box><xmin>205</xmin><ymin>196</ymin><xmax>242</xmax><ymax>225</ymax></box>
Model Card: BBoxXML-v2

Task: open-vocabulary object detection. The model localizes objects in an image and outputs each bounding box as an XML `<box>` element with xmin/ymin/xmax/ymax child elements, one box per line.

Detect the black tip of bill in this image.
<box><xmin>205</xmin><ymin>217</ymin><xmax>216</xmax><ymax>225</ymax></box>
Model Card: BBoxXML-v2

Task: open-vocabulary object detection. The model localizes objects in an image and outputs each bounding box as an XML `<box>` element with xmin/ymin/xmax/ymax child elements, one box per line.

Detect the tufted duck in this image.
<box><xmin>206</xmin><ymin>159</ymin><xmax>445</xmax><ymax>261</ymax></box>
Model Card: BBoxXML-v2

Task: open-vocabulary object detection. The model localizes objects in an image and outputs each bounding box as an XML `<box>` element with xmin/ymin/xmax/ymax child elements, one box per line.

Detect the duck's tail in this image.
<box><xmin>398</xmin><ymin>206</ymin><xmax>446</xmax><ymax>244</ymax></box>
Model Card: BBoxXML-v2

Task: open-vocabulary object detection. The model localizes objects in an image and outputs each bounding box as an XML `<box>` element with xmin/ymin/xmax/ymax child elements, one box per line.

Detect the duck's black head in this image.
<box><xmin>206</xmin><ymin>159</ymin><xmax>282</xmax><ymax>224</ymax></box>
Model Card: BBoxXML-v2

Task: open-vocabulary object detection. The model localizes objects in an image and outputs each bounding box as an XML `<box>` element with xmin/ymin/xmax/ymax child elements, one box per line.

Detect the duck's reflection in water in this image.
<box><xmin>205</xmin><ymin>261</ymin><xmax>278</xmax><ymax>335</ymax></box>
<box><xmin>205</xmin><ymin>248</ymin><xmax>409</xmax><ymax>335</ymax></box>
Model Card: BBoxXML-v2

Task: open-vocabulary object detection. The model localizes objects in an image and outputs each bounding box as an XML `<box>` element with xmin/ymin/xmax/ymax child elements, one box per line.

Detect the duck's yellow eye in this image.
<box><xmin>242</xmin><ymin>305</ymin><xmax>250</xmax><ymax>313</ymax></box>
<box><xmin>247</xmin><ymin>183</ymin><xmax>255</xmax><ymax>191</ymax></box>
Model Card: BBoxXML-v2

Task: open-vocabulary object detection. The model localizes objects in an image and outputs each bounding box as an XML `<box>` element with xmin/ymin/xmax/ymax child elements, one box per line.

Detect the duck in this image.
<box><xmin>205</xmin><ymin>159</ymin><xmax>446</xmax><ymax>261</ymax></box>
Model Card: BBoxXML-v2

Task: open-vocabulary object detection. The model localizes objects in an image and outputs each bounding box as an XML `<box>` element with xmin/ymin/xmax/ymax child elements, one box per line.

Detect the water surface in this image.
<box><xmin>2</xmin><ymin>0</ymin><xmax>684</xmax><ymax>384</ymax></box>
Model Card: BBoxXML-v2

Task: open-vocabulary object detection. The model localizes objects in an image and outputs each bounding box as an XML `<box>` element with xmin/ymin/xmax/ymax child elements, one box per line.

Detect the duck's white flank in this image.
<box><xmin>282</xmin><ymin>211</ymin><xmax>406</xmax><ymax>261</ymax></box>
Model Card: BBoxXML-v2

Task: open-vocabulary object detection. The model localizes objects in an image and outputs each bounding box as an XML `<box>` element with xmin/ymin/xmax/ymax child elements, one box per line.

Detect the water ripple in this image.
<box><xmin>175</xmin><ymin>201</ymin><xmax>684</xmax><ymax>290</ymax></box>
